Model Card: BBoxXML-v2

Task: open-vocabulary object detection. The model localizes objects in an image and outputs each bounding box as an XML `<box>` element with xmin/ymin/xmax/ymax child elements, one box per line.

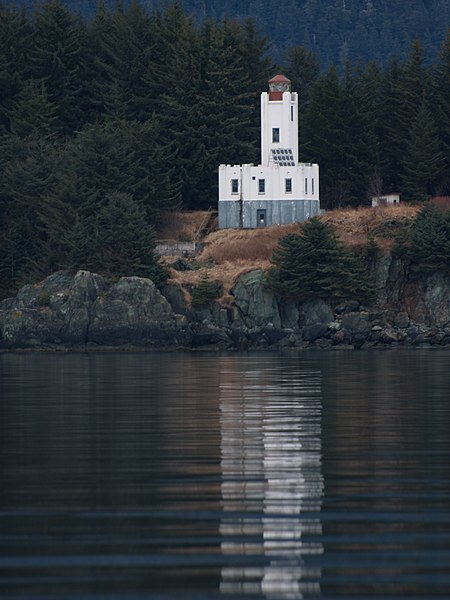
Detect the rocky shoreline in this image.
<box><xmin>1</xmin><ymin>255</ymin><xmax>449</xmax><ymax>352</ymax></box>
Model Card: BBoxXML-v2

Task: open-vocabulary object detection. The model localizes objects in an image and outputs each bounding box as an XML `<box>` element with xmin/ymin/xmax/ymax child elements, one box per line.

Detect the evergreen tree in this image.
<box><xmin>266</xmin><ymin>218</ymin><xmax>374</xmax><ymax>304</ymax></box>
<box><xmin>0</xmin><ymin>134</ymin><xmax>62</xmax><ymax>294</ymax></box>
<box><xmin>340</xmin><ymin>62</ymin><xmax>380</xmax><ymax>205</ymax></box>
<box><xmin>433</xmin><ymin>28</ymin><xmax>450</xmax><ymax>193</ymax></box>
<box><xmin>302</xmin><ymin>66</ymin><xmax>347</xmax><ymax>208</ymax></box>
<box><xmin>9</xmin><ymin>80</ymin><xmax>58</xmax><ymax>138</ymax></box>
<box><xmin>84</xmin><ymin>0</ymin><xmax>162</xmax><ymax>122</ymax></box>
<box><xmin>49</xmin><ymin>117</ymin><xmax>180</xmax><ymax>224</ymax></box>
<box><xmin>284</xmin><ymin>45</ymin><xmax>320</xmax><ymax>113</ymax></box>
<box><xmin>28</xmin><ymin>0</ymin><xmax>85</xmax><ymax>134</ymax></box>
<box><xmin>401</xmin><ymin>100</ymin><xmax>445</xmax><ymax>202</ymax></box>
<box><xmin>408</xmin><ymin>204</ymin><xmax>450</xmax><ymax>274</ymax></box>
<box><xmin>68</xmin><ymin>191</ymin><xmax>167</xmax><ymax>282</ymax></box>
<box><xmin>378</xmin><ymin>56</ymin><xmax>406</xmax><ymax>193</ymax></box>
<box><xmin>0</xmin><ymin>5</ymin><xmax>31</xmax><ymax>133</ymax></box>
<box><xmin>191</xmin><ymin>271</ymin><xmax>219</xmax><ymax>305</ymax></box>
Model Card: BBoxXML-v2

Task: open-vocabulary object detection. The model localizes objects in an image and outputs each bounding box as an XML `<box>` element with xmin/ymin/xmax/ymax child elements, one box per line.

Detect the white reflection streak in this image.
<box><xmin>220</xmin><ymin>366</ymin><xmax>324</xmax><ymax>598</ymax></box>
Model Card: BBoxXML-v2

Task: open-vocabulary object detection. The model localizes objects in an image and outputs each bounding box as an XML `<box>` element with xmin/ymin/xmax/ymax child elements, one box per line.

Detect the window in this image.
<box><xmin>258</xmin><ymin>178</ymin><xmax>265</xmax><ymax>194</ymax></box>
<box><xmin>285</xmin><ymin>178</ymin><xmax>292</xmax><ymax>193</ymax></box>
<box><xmin>272</xmin><ymin>127</ymin><xmax>280</xmax><ymax>143</ymax></box>
<box><xmin>305</xmin><ymin>178</ymin><xmax>308</xmax><ymax>194</ymax></box>
<box><xmin>312</xmin><ymin>178</ymin><xmax>315</xmax><ymax>195</ymax></box>
<box><xmin>231</xmin><ymin>178</ymin><xmax>239</xmax><ymax>194</ymax></box>
<box><xmin>291</xmin><ymin>106</ymin><xmax>294</xmax><ymax>121</ymax></box>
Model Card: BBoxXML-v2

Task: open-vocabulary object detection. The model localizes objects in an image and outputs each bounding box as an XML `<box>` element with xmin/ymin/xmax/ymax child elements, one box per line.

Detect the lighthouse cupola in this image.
<box><xmin>268</xmin><ymin>74</ymin><xmax>291</xmax><ymax>100</ymax></box>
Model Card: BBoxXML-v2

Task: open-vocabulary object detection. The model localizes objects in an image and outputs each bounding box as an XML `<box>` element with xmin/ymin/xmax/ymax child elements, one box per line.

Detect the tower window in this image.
<box><xmin>231</xmin><ymin>178</ymin><xmax>239</xmax><ymax>194</ymax></box>
<box><xmin>272</xmin><ymin>128</ymin><xmax>280</xmax><ymax>143</ymax></box>
<box><xmin>312</xmin><ymin>178</ymin><xmax>315</xmax><ymax>195</ymax></box>
<box><xmin>258</xmin><ymin>179</ymin><xmax>265</xmax><ymax>194</ymax></box>
<box><xmin>305</xmin><ymin>178</ymin><xmax>308</xmax><ymax>194</ymax></box>
<box><xmin>291</xmin><ymin>106</ymin><xmax>293</xmax><ymax>121</ymax></box>
<box><xmin>285</xmin><ymin>178</ymin><xmax>292</xmax><ymax>193</ymax></box>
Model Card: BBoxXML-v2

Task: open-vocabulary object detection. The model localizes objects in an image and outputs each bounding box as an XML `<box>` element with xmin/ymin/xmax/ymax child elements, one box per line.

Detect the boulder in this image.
<box><xmin>232</xmin><ymin>269</ymin><xmax>281</xmax><ymax>328</ymax></box>
<box><xmin>299</xmin><ymin>297</ymin><xmax>333</xmax><ymax>326</ymax></box>
<box><xmin>89</xmin><ymin>276</ymin><xmax>184</xmax><ymax>347</ymax></box>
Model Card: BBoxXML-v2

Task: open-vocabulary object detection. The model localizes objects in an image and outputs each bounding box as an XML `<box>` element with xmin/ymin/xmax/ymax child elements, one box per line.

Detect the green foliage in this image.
<box><xmin>266</xmin><ymin>218</ymin><xmax>374</xmax><ymax>304</ymax></box>
<box><xmin>67</xmin><ymin>191</ymin><xmax>167</xmax><ymax>283</ymax></box>
<box><xmin>191</xmin><ymin>272</ymin><xmax>219</xmax><ymax>305</ymax></box>
<box><xmin>408</xmin><ymin>204</ymin><xmax>450</xmax><ymax>274</ymax></box>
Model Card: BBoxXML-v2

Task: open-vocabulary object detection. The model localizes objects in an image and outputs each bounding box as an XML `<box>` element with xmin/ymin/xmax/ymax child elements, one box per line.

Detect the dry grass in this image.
<box><xmin>162</xmin><ymin>203</ymin><xmax>422</xmax><ymax>296</ymax></box>
<box><xmin>321</xmin><ymin>204</ymin><xmax>419</xmax><ymax>249</ymax></box>
<box><xmin>199</xmin><ymin>224</ymin><xmax>299</xmax><ymax>263</ymax></box>
<box><xmin>167</xmin><ymin>259</ymin><xmax>271</xmax><ymax>298</ymax></box>
<box><xmin>156</xmin><ymin>211</ymin><xmax>210</xmax><ymax>241</ymax></box>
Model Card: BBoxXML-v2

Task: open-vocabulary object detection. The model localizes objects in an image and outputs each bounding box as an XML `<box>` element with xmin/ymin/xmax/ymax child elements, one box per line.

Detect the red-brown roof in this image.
<box><xmin>269</xmin><ymin>74</ymin><xmax>291</xmax><ymax>83</ymax></box>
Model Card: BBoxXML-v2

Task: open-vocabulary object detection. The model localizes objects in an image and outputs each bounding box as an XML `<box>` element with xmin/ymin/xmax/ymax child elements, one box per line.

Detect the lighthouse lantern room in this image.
<box><xmin>218</xmin><ymin>74</ymin><xmax>320</xmax><ymax>229</ymax></box>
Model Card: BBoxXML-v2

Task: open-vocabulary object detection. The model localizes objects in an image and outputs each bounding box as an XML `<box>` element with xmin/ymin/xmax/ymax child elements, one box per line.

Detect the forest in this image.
<box><xmin>0</xmin><ymin>0</ymin><xmax>449</xmax><ymax>297</ymax></box>
<box><xmin>4</xmin><ymin>0</ymin><xmax>450</xmax><ymax>66</ymax></box>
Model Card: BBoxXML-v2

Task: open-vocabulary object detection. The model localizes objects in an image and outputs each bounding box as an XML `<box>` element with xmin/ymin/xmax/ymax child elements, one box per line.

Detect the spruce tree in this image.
<box><xmin>267</xmin><ymin>218</ymin><xmax>374</xmax><ymax>304</ymax></box>
<box><xmin>0</xmin><ymin>5</ymin><xmax>31</xmax><ymax>133</ymax></box>
<box><xmin>433</xmin><ymin>28</ymin><xmax>450</xmax><ymax>193</ymax></box>
<box><xmin>408</xmin><ymin>204</ymin><xmax>450</xmax><ymax>274</ymax></box>
<box><xmin>9</xmin><ymin>80</ymin><xmax>58</xmax><ymax>139</ymax></box>
<box><xmin>401</xmin><ymin>100</ymin><xmax>445</xmax><ymax>202</ymax></box>
<box><xmin>28</xmin><ymin>0</ymin><xmax>85</xmax><ymax>134</ymax></box>
<box><xmin>84</xmin><ymin>191</ymin><xmax>167</xmax><ymax>283</ymax></box>
<box><xmin>302</xmin><ymin>66</ymin><xmax>347</xmax><ymax>208</ymax></box>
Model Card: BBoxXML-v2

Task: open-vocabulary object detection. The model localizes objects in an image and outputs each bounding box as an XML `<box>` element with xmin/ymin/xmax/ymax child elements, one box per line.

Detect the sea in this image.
<box><xmin>0</xmin><ymin>349</ymin><xmax>449</xmax><ymax>599</ymax></box>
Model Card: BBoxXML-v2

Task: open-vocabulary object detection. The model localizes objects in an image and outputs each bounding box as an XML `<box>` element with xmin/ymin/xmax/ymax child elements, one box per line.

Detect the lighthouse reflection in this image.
<box><xmin>219</xmin><ymin>358</ymin><xmax>324</xmax><ymax>598</ymax></box>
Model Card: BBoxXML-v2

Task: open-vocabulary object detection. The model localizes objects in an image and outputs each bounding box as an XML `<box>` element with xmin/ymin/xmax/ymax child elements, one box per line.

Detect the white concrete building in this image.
<box><xmin>218</xmin><ymin>74</ymin><xmax>320</xmax><ymax>228</ymax></box>
<box><xmin>371</xmin><ymin>193</ymin><xmax>401</xmax><ymax>207</ymax></box>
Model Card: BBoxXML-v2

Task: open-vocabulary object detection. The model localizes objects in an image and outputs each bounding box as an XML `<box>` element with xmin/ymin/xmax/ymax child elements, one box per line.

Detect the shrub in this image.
<box><xmin>266</xmin><ymin>218</ymin><xmax>374</xmax><ymax>304</ymax></box>
<box><xmin>408</xmin><ymin>204</ymin><xmax>450</xmax><ymax>274</ymax></box>
<box><xmin>191</xmin><ymin>273</ymin><xmax>219</xmax><ymax>305</ymax></box>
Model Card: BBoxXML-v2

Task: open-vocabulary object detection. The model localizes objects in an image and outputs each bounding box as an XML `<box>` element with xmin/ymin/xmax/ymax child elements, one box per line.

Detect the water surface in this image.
<box><xmin>0</xmin><ymin>350</ymin><xmax>449</xmax><ymax>598</ymax></box>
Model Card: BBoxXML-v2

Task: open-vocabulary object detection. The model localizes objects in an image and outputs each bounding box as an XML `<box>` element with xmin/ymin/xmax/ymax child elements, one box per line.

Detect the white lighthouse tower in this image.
<box><xmin>218</xmin><ymin>74</ymin><xmax>320</xmax><ymax>228</ymax></box>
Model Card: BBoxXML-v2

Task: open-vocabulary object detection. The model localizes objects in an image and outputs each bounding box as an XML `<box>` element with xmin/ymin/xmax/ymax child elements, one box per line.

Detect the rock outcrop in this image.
<box><xmin>1</xmin><ymin>254</ymin><xmax>449</xmax><ymax>351</ymax></box>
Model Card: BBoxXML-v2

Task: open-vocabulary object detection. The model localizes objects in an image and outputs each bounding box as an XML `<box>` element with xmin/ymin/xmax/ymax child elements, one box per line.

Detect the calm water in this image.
<box><xmin>0</xmin><ymin>350</ymin><xmax>449</xmax><ymax>599</ymax></box>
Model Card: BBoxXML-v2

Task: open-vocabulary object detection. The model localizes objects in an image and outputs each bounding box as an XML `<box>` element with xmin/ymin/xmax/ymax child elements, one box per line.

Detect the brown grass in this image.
<box><xmin>321</xmin><ymin>204</ymin><xmax>419</xmax><ymax>249</ymax></box>
<box><xmin>156</xmin><ymin>211</ymin><xmax>210</xmax><ymax>241</ymax></box>
<box><xmin>199</xmin><ymin>224</ymin><xmax>299</xmax><ymax>263</ymax></box>
<box><xmin>167</xmin><ymin>259</ymin><xmax>271</xmax><ymax>298</ymax></box>
<box><xmin>163</xmin><ymin>203</ymin><xmax>422</xmax><ymax>295</ymax></box>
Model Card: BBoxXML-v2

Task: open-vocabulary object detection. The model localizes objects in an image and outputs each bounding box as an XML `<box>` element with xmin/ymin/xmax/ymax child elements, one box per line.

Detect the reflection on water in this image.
<box><xmin>0</xmin><ymin>350</ymin><xmax>450</xmax><ymax>598</ymax></box>
<box><xmin>219</xmin><ymin>360</ymin><xmax>324</xmax><ymax>597</ymax></box>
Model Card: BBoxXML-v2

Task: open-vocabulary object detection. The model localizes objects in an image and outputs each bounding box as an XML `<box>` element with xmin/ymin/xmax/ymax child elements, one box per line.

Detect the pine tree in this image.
<box><xmin>0</xmin><ymin>134</ymin><xmax>62</xmax><ymax>294</ymax></box>
<box><xmin>302</xmin><ymin>66</ymin><xmax>347</xmax><ymax>208</ymax></box>
<box><xmin>401</xmin><ymin>100</ymin><xmax>445</xmax><ymax>202</ymax></box>
<box><xmin>340</xmin><ymin>62</ymin><xmax>380</xmax><ymax>205</ymax></box>
<box><xmin>408</xmin><ymin>204</ymin><xmax>450</xmax><ymax>274</ymax></box>
<box><xmin>9</xmin><ymin>80</ymin><xmax>58</xmax><ymax>139</ymax></box>
<box><xmin>191</xmin><ymin>272</ymin><xmax>219</xmax><ymax>305</ymax></box>
<box><xmin>49</xmin><ymin>117</ymin><xmax>180</xmax><ymax>224</ymax></box>
<box><xmin>28</xmin><ymin>0</ymin><xmax>85</xmax><ymax>134</ymax></box>
<box><xmin>433</xmin><ymin>28</ymin><xmax>450</xmax><ymax>193</ymax></box>
<box><xmin>266</xmin><ymin>218</ymin><xmax>374</xmax><ymax>304</ymax></box>
<box><xmin>0</xmin><ymin>5</ymin><xmax>31</xmax><ymax>133</ymax></box>
<box><xmin>72</xmin><ymin>191</ymin><xmax>167</xmax><ymax>283</ymax></box>
<box><xmin>284</xmin><ymin>45</ymin><xmax>320</xmax><ymax>113</ymax></box>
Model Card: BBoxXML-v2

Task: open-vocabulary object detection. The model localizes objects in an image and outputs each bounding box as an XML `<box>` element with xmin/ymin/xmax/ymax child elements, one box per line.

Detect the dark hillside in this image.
<box><xmin>3</xmin><ymin>0</ymin><xmax>449</xmax><ymax>66</ymax></box>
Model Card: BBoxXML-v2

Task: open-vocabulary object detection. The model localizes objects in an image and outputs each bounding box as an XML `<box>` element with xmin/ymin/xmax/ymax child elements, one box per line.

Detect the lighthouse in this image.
<box><xmin>218</xmin><ymin>74</ymin><xmax>320</xmax><ymax>228</ymax></box>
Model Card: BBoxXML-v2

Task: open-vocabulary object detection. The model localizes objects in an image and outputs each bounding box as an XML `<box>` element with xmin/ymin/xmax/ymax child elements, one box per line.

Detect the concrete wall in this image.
<box><xmin>155</xmin><ymin>241</ymin><xmax>203</xmax><ymax>257</ymax></box>
<box><xmin>242</xmin><ymin>199</ymin><xmax>320</xmax><ymax>228</ymax></box>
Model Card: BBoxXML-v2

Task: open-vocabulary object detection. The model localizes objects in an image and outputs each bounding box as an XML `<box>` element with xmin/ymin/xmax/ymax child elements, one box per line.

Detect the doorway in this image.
<box><xmin>257</xmin><ymin>209</ymin><xmax>267</xmax><ymax>228</ymax></box>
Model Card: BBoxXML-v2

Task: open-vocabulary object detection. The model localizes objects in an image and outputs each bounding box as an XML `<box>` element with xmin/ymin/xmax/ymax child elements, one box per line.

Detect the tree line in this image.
<box><xmin>0</xmin><ymin>0</ymin><xmax>449</xmax><ymax>297</ymax></box>
<box><xmin>5</xmin><ymin>0</ymin><xmax>450</xmax><ymax>68</ymax></box>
